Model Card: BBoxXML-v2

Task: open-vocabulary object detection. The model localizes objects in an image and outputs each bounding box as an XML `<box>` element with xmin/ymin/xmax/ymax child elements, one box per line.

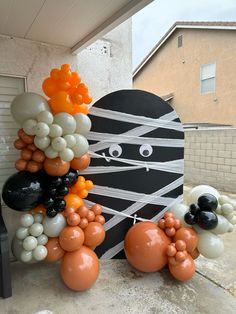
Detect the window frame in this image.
<box><xmin>200</xmin><ymin>62</ymin><xmax>216</xmax><ymax>94</ymax></box>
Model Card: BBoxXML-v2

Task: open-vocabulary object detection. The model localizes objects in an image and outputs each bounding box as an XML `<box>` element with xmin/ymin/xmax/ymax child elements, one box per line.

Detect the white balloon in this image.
<box><xmin>53</xmin><ymin>113</ymin><xmax>76</xmax><ymax>135</ymax></box>
<box><xmin>197</xmin><ymin>232</ymin><xmax>224</xmax><ymax>259</ymax></box>
<box><xmin>11</xmin><ymin>92</ymin><xmax>50</xmax><ymax>125</ymax></box>
<box><xmin>74</xmin><ymin>113</ymin><xmax>91</xmax><ymax>135</ymax></box>
<box><xmin>34</xmin><ymin>136</ymin><xmax>50</xmax><ymax>150</ymax></box>
<box><xmin>43</xmin><ymin>214</ymin><xmax>66</xmax><ymax>237</ymax></box>
<box><xmin>29</xmin><ymin>223</ymin><xmax>44</xmax><ymax>237</ymax></box>
<box><xmin>192</xmin><ymin>224</ymin><xmax>208</xmax><ymax>235</ymax></box>
<box><xmin>23</xmin><ymin>236</ymin><xmax>38</xmax><ymax>251</ymax></box>
<box><xmin>187</xmin><ymin>185</ymin><xmax>220</xmax><ymax>205</ymax></box>
<box><xmin>44</xmin><ymin>145</ymin><xmax>59</xmax><ymax>158</ymax></box>
<box><xmin>59</xmin><ymin>148</ymin><xmax>74</xmax><ymax>162</ymax></box>
<box><xmin>34</xmin><ymin>122</ymin><xmax>50</xmax><ymax>137</ymax></box>
<box><xmin>169</xmin><ymin>203</ymin><xmax>190</xmax><ymax>227</ymax></box>
<box><xmin>51</xmin><ymin>137</ymin><xmax>67</xmax><ymax>152</ymax></box>
<box><xmin>49</xmin><ymin>124</ymin><xmax>63</xmax><ymax>138</ymax></box>
<box><xmin>23</xmin><ymin>119</ymin><xmax>37</xmax><ymax>135</ymax></box>
<box><xmin>215</xmin><ymin>205</ymin><xmax>222</xmax><ymax>215</ymax></box>
<box><xmin>64</xmin><ymin>134</ymin><xmax>76</xmax><ymax>148</ymax></box>
<box><xmin>20</xmin><ymin>214</ymin><xmax>34</xmax><ymax>227</ymax></box>
<box><xmin>21</xmin><ymin>250</ymin><xmax>33</xmax><ymax>263</ymax></box>
<box><xmin>228</xmin><ymin>223</ymin><xmax>234</xmax><ymax>232</ymax></box>
<box><xmin>72</xmin><ymin>134</ymin><xmax>89</xmax><ymax>157</ymax></box>
<box><xmin>225</xmin><ymin>212</ymin><xmax>234</xmax><ymax>220</ymax></box>
<box><xmin>212</xmin><ymin>215</ymin><xmax>230</xmax><ymax>235</ymax></box>
<box><xmin>229</xmin><ymin>215</ymin><xmax>236</xmax><ymax>225</ymax></box>
<box><xmin>221</xmin><ymin>203</ymin><xmax>234</xmax><ymax>215</ymax></box>
<box><xmin>219</xmin><ymin>195</ymin><xmax>230</xmax><ymax>205</ymax></box>
<box><xmin>33</xmin><ymin>245</ymin><xmax>47</xmax><ymax>261</ymax></box>
<box><xmin>33</xmin><ymin>213</ymin><xmax>43</xmax><ymax>223</ymax></box>
<box><xmin>37</xmin><ymin>110</ymin><xmax>53</xmax><ymax>125</ymax></box>
<box><xmin>37</xmin><ymin>234</ymin><xmax>48</xmax><ymax>246</ymax></box>
<box><xmin>16</xmin><ymin>227</ymin><xmax>29</xmax><ymax>240</ymax></box>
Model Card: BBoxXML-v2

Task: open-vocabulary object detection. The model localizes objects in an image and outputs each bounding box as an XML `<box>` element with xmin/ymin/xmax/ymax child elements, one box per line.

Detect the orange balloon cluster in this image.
<box><xmin>70</xmin><ymin>176</ymin><xmax>94</xmax><ymax>199</ymax></box>
<box><xmin>14</xmin><ymin>129</ymin><xmax>46</xmax><ymax>172</ymax></box>
<box><xmin>158</xmin><ymin>212</ymin><xmax>181</xmax><ymax>237</ymax></box>
<box><xmin>42</xmin><ymin>64</ymin><xmax>92</xmax><ymax>115</ymax></box>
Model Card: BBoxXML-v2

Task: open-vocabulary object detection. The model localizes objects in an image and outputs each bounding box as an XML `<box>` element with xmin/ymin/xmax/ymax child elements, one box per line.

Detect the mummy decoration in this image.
<box><xmin>82</xmin><ymin>90</ymin><xmax>184</xmax><ymax>258</ymax></box>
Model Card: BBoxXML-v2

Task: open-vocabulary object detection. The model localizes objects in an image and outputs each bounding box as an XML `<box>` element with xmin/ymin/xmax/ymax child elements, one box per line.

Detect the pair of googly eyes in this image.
<box><xmin>108</xmin><ymin>144</ymin><xmax>153</xmax><ymax>158</ymax></box>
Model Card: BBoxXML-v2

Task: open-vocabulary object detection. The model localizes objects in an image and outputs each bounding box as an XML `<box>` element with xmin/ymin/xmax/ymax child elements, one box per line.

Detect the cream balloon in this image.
<box><xmin>72</xmin><ymin>134</ymin><xmax>89</xmax><ymax>157</ymax></box>
<box><xmin>33</xmin><ymin>245</ymin><xmax>47</xmax><ymax>261</ymax></box>
<box><xmin>20</xmin><ymin>214</ymin><xmax>34</xmax><ymax>228</ymax></box>
<box><xmin>229</xmin><ymin>216</ymin><xmax>236</xmax><ymax>225</ymax></box>
<box><xmin>64</xmin><ymin>134</ymin><xmax>76</xmax><ymax>148</ymax></box>
<box><xmin>23</xmin><ymin>119</ymin><xmax>37</xmax><ymax>135</ymax></box>
<box><xmin>51</xmin><ymin>137</ymin><xmax>67</xmax><ymax>152</ymax></box>
<box><xmin>37</xmin><ymin>110</ymin><xmax>53</xmax><ymax>125</ymax></box>
<box><xmin>219</xmin><ymin>195</ymin><xmax>230</xmax><ymax>205</ymax></box>
<box><xmin>59</xmin><ymin>148</ymin><xmax>74</xmax><ymax>162</ymax></box>
<box><xmin>169</xmin><ymin>203</ymin><xmax>190</xmax><ymax>227</ymax></box>
<box><xmin>34</xmin><ymin>122</ymin><xmax>50</xmax><ymax>137</ymax></box>
<box><xmin>21</xmin><ymin>250</ymin><xmax>33</xmax><ymax>263</ymax></box>
<box><xmin>74</xmin><ymin>113</ymin><xmax>92</xmax><ymax>135</ymax></box>
<box><xmin>212</xmin><ymin>215</ymin><xmax>230</xmax><ymax>235</ymax></box>
<box><xmin>197</xmin><ymin>232</ymin><xmax>224</xmax><ymax>259</ymax></box>
<box><xmin>11</xmin><ymin>92</ymin><xmax>50</xmax><ymax>125</ymax></box>
<box><xmin>49</xmin><ymin>124</ymin><xmax>63</xmax><ymax>138</ymax></box>
<box><xmin>187</xmin><ymin>185</ymin><xmax>220</xmax><ymax>205</ymax></box>
<box><xmin>44</xmin><ymin>145</ymin><xmax>59</xmax><ymax>158</ymax></box>
<box><xmin>16</xmin><ymin>227</ymin><xmax>29</xmax><ymax>240</ymax></box>
<box><xmin>53</xmin><ymin>113</ymin><xmax>76</xmax><ymax>135</ymax></box>
<box><xmin>29</xmin><ymin>223</ymin><xmax>44</xmax><ymax>237</ymax></box>
<box><xmin>221</xmin><ymin>203</ymin><xmax>234</xmax><ymax>215</ymax></box>
<box><xmin>23</xmin><ymin>236</ymin><xmax>38</xmax><ymax>251</ymax></box>
<box><xmin>43</xmin><ymin>214</ymin><xmax>66</xmax><ymax>237</ymax></box>
<box><xmin>33</xmin><ymin>213</ymin><xmax>43</xmax><ymax>223</ymax></box>
<box><xmin>37</xmin><ymin>234</ymin><xmax>48</xmax><ymax>246</ymax></box>
<box><xmin>34</xmin><ymin>136</ymin><xmax>50</xmax><ymax>150</ymax></box>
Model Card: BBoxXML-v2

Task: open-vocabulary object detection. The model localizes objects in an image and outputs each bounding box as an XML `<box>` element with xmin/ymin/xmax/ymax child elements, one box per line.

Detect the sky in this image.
<box><xmin>132</xmin><ymin>0</ymin><xmax>236</xmax><ymax>70</ymax></box>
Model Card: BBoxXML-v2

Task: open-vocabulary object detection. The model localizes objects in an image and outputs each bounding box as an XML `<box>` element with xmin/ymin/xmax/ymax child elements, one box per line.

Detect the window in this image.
<box><xmin>177</xmin><ymin>35</ymin><xmax>183</xmax><ymax>48</ymax></box>
<box><xmin>200</xmin><ymin>63</ymin><xmax>216</xmax><ymax>94</ymax></box>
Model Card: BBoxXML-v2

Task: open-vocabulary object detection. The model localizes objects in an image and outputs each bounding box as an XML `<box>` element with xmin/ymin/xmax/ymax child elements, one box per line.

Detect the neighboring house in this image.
<box><xmin>133</xmin><ymin>21</ymin><xmax>236</xmax><ymax>126</ymax></box>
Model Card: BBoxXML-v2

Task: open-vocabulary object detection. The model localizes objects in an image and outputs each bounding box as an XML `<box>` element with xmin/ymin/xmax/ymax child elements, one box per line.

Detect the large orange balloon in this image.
<box><xmin>173</xmin><ymin>227</ymin><xmax>198</xmax><ymax>253</ymax></box>
<box><xmin>84</xmin><ymin>222</ymin><xmax>105</xmax><ymax>247</ymax></box>
<box><xmin>124</xmin><ymin>222</ymin><xmax>171</xmax><ymax>273</ymax></box>
<box><xmin>45</xmin><ymin>237</ymin><xmax>65</xmax><ymax>262</ymax></box>
<box><xmin>168</xmin><ymin>254</ymin><xmax>195</xmax><ymax>281</ymax></box>
<box><xmin>59</xmin><ymin>226</ymin><xmax>84</xmax><ymax>252</ymax></box>
<box><xmin>49</xmin><ymin>91</ymin><xmax>73</xmax><ymax>114</ymax></box>
<box><xmin>44</xmin><ymin>157</ymin><xmax>70</xmax><ymax>176</ymax></box>
<box><xmin>60</xmin><ymin>246</ymin><xmax>99</xmax><ymax>291</ymax></box>
<box><xmin>42</xmin><ymin>77</ymin><xmax>58</xmax><ymax>97</ymax></box>
<box><xmin>70</xmin><ymin>153</ymin><xmax>91</xmax><ymax>171</ymax></box>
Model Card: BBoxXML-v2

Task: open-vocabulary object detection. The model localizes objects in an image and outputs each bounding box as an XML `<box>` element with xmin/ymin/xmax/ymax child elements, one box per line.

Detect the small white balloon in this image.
<box><xmin>34</xmin><ymin>122</ymin><xmax>50</xmax><ymax>137</ymax></box>
<box><xmin>37</xmin><ymin>110</ymin><xmax>54</xmax><ymax>125</ymax></box>
<box><xmin>53</xmin><ymin>113</ymin><xmax>76</xmax><ymax>135</ymax></box>
<box><xmin>23</xmin><ymin>236</ymin><xmax>38</xmax><ymax>251</ymax></box>
<box><xmin>16</xmin><ymin>227</ymin><xmax>29</xmax><ymax>240</ymax></box>
<box><xmin>64</xmin><ymin>134</ymin><xmax>76</xmax><ymax>148</ymax></box>
<box><xmin>21</xmin><ymin>250</ymin><xmax>33</xmax><ymax>263</ymax></box>
<box><xmin>59</xmin><ymin>148</ymin><xmax>74</xmax><ymax>162</ymax></box>
<box><xmin>229</xmin><ymin>215</ymin><xmax>236</xmax><ymax>225</ymax></box>
<box><xmin>45</xmin><ymin>145</ymin><xmax>59</xmax><ymax>158</ymax></box>
<box><xmin>33</xmin><ymin>245</ymin><xmax>48</xmax><ymax>261</ymax></box>
<box><xmin>37</xmin><ymin>234</ymin><xmax>48</xmax><ymax>246</ymax></box>
<box><xmin>43</xmin><ymin>214</ymin><xmax>66</xmax><ymax>237</ymax></box>
<box><xmin>23</xmin><ymin>119</ymin><xmax>37</xmax><ymax>135</ymax></box>
<box><xmin>221</xmin><ymin>203</ymin><xmax>234</xmax><ymax>215</ymax></box>
<box><xmin>20</xmin><ymin>214</ymin><xmax>34</xmax><ymax>227</ymax></box>
<box><xmin>72</xmin><ymin>134</ymin><xmax>89</xmax><ymax>157</ymax></box>
<box><xmin>33</xmin><ymin>213</ymin><xmax>43</xmax><ymax>223</ymax></box>
<box><xmin>197</xmin><ymin>232</ymin><xmax>224</xmax><ymax>259</ymax></box>
<box><xmin>212</xmin><ymin>215</ymin><xmax>230</xmax><ymax>235</ymax></box>
<box><xmin>34</xmin><ymin>136</ymin><xmax>50</xmax><ymax>150</ymax></box>
<box><xmin>51</xmin><ymin>137</ymin><xmax>67</xmax><ymax>152</ymax></box>
<box><xmin>225</xmin><ymin>212</ymin><xmax>234</xmax><ymax>220</ymax></box>
<box><xmin>219</xmin><ymin>195</ymin><xmax>230</xmax><ymax>205</ymax></box>
<box><xmin>74</xmin><ymin>113</ymin><xmax>91</xmax><ymax>135</ymax></box>
<box><xmin>187</xmin><ymin>185</ymin><xmax>220</xmax><ymax>205</ymax></box>
<box><xmin>169</xmin><ymin>203</ymin><xmax>190</xmax><ymax>227</ymax></box>
<box><xmin>49</xmin><ymin>124</ymin><xmax>63</xmax><ymax>138</ymax></box>
<box><xmin>215</xmin><ymin>205</ymin><xmax>222</xmax><ymax>215</ymax></box>
<box><xmin>228</xmin><ymin>223</ymin><xmax>234</xmax><ymax>232</ymax></box>
<box><xmin>29</xmin><ymin>223</ymin><xmax>44</xmax><ymax>237</ymax></box>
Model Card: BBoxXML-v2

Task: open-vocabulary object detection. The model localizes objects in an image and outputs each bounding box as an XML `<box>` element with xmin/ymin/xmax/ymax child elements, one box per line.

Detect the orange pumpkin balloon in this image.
<box><xmin>64</xmin><ymin>193</ymin><xmax>83</xmax><ymax>209</ymax></box>
<box><xmin>44</xmin><ymin>157</ymin><xmax>70</xmax><ymax>176</ymax></box>
<box><xmin>45</xmin><ymin>237</ymin><xmax>65</xmax><ymax>262</ymax></box>
<box><xmin>173</xmin><ymin>227</ymin><xmax>198</xmax><ymax>253</ymax></box>
<box><xmin>70</xmin><ymin>153</ymin><xmax>91</xmax><ymax>171</ymax></box>
<box><xmin>124</xmin><ymin>222</ymin><xmax>171</xmax><ymax>273</ymax></box>
<box><xmin>84</xmin><ymin>222</ymin><xmax>105</xmax><ymax>247</ymax></box>
<box><xmin>59</xmin><ymin>226</ymin><xmax>84</xmax><ymax>252</ymax></box>
<box><xmin>42</xmin><ymin>77</ymin><xmax>58</xmax><ymax>97</ymax></box>
<box><xmin>60</xmin><ymin>246</ymin><xmax>99</xmax><ymax>291</ymax></box>
<box><xmin>168</xmin><ymin>254</ymin><xmax>195</xmax><ymax>281</ymax></box>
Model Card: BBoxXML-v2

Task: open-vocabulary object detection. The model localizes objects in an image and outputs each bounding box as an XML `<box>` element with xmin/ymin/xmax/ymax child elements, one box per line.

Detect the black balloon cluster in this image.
<box><xmin>184</xmin><ymin>193</ymin><xmax>218</xmax><ymax>230</ymax></box>
<box><xmin>43</xmin><ymin>169</ymin><xmax>79</xmax><ymax>218</ymax></box>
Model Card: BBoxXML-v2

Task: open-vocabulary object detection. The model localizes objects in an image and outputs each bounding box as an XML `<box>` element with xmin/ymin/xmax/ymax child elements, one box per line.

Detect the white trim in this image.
<box><xmin>0</xmin><ymin>73</ymin><xmax>27</xmax><ymax>92</ymax></box>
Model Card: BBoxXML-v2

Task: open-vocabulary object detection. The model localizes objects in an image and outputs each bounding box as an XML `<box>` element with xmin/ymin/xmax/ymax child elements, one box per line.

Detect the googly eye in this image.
<box><xmin>139</xmin><ymin>144</ymin><xmax>153</xmax><ymax>157</ymax></box>
<box><xmin>109</xmin><ymin>144</ymin><xmax>122</xmax><ymax>158</ymax></box>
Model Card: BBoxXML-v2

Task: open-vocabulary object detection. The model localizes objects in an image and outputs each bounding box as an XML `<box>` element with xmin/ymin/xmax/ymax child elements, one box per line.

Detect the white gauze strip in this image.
<box><xmin>81</xmin><ymin>165</ymin><xmax>142</xmax><ymax>175</ymax></box>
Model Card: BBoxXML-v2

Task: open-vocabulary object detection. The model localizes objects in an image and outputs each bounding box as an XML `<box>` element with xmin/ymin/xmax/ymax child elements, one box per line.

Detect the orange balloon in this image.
<box><xmin>32</xmin><ymin>150</ymin><xmax>45</xmax><ymax>163</ymax></box>
<box><xmin>60</xmin><ymin>246</ymin><xmax>99</xmax><ymax>291</ymax></box>
<box><xmin>21</xmin><ymin>148</ymin><xmax>32</xmax><ymax>161</ymax></box>
<box><xmin>27</xmin><ymin>143</ymin><xmax>37</xmax><ymax>151</ymax></box>
<box><xmin>59</xmin><ymin>226</ymin><xmax>84</xmax><ymax>252</ymax></box>
<box><xmin>26</xmin><ymin>160</ymin><xmax>41</xmax><ymax>172</ymax></box>
<box><xmin>77</xmin><ymin>83</ymin><xmax>88</xmax><ymax>94</ymax></box>
<box><xmin>15</xmin><ymin>159</ymin><xmax>27</xmax><ymax>171</ymax></box>
<box><xmin>45</xmin><ymin>237</ymin><xmax>65</xmax><ymax>262</ymax></box>
<box><xmin>87</xmin><ymin>210</ymin><xmax>95</xmax><ymax>222</ymax></box>
<box><xmin>79</xmin><ymin>218</ymin><xmax>89</xmax><ymax>229</ymax></box>
<box><xmin>91</xmin><ymin>204</ymin><xmax>102</xmax><ymax>216</ymax></box>
<box><xmin>78</xmin><ymin>189</ymin><xmax>88</xmax><ymax>199</ymax></box>
<box><xmin>169</xmin><ymin>254</ymin><xmax>195</xmax><ymax>281</ymax></box>
<box><xmin>124</xmin><ymin>222</ymin><xmax>171</xmax><ymax>272</ymax></box>
<box><xmin>29</xmin><ymin>204</ymin><xmax>46</xmax><ymax>215</ymax></box>
<box><xmin>84</xmin><ymin>222</ymin><xmax>105</xmax><ymax>247</ymax></box>
<box><xmin>42</xmin><ymin>77</ymin><xmax>58</xmax><ymax>97</ymax></box>
<box><xmin>64</xmin><ymin>193</ymin><xmax>83</xmax><ymax>209</ymax></box>
<box><xmin>70</xmin><ymin>72</ymin><xmax>81</xmax><ymax>87</ymax></box>
<box><xmin>85</xmin><ymin>180</ymin><xmax>93</xmax><ymax>190</ymax></box>
<box><xmin>72</xmin><ymin>104</ymin><xmax>89</xmax><ymax>115</ymax></box>
<box><xmin>49</xmin><ymin>91</ymin><xmax>73</xmax><ymax>114</ymax></box>
<box><xmin>70</xmin><ymin>153</ymin><xmax>91</xmax><ymax>171</ymax></box>
<box><xmin>44</xmin><ymin>157</ymin><xmax>70</xmax><ymax>176</ymax></box>
<box><xmin>14</xmin><ymin>139</ymin><xmax>26</xmax><ymax>149</ymax></box>
<box><xmin>18</xmin><ymin>130</ymin><xmax>34</xmax><ymax>144</ymax></box>
<box><xmin>50</xmin><ymin>68</ymin><xmax>61</xmax><ymax>80</ymax></box>
<box><xmin>77</xmin><ymin>205</ymin><xmax>89</xmax><ymax>218</ymax></box>
<box><xmin>82</xmin><ymin>94</ymin><xmax>92</xmax><ymax>104</ymax></box>
<box><xmin>67</xmin><ymin>212</ymin><xmax>81</xmax><ymax>226</ymax></box>
<box><xmin>173</xmin><ymin>227</ymin><xmax>198</xmax><ymax>253</ymax></box>
<box><xmin>94</xmin><ymin>215</ymin><xmax>105</xmax><ymax>225</ymax></box>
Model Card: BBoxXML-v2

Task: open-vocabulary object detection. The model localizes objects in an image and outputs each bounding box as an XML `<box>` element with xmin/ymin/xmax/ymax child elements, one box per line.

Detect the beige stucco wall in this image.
<box><xmin>134</xmin><ymin>28</ymin><xmax>236</xmax><ymax>126</ymax></box>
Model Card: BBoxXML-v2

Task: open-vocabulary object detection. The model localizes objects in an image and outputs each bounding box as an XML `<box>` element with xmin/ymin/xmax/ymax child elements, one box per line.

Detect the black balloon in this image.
<box><xmin>48</xmin><ymin>187</ymin><xmax>57</xmax><ymax>197</ymax></box>
<box><xmin>184</xmin><ymin>212</ymin><xmax>196</xmax><ymax>225</ymax></box>
<box><xmin>57</xmin><ymin>185</ymin><xmax>69</xmax><ymax>197</ymax></box>
<box><xmin>46</xmin><ymin>208</ymin><xmax>58</xmax><ymax>218</ymax></box>
<box><xmin>62</xmin><ymin>169</ymin><xmax>78</xmax><ymax>186</ymax></box>
<box><xmin>2</xmin><ymin>171</ymin><xmax>46</xmax><ymax>211</ymax></box>
<box><xmin>50</xmin><ymin>177</ymin><xmax>62</xmax><ymax>187</ymax></box>
<box><xmin>53</xmin><ymin>198</ymin><xmax>66</xmax><ymax>211</ymax></box>
<box><xmin>197</xmin><ymin>210</ymin><xmax>218</xmax><ymax>230</ymax></box>
<box><xmin>190</xmin><ymin>203</ymin><xmax>200</xmax><ymax>215</ymax></box>
<box><xmin>198</xmin><ymin>193</ymin><xmax>218</xmax><ymax>211</ymax></box>
<box><xmin>43</xmin><ymin>197</ymin><xmax>54</xmax><ymax>209</ymax></box>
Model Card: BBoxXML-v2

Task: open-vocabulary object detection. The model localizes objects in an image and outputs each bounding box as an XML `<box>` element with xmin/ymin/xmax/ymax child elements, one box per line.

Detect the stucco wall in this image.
<box><xmin>134</xmin><ymin>28</ymin><xmax>236</xmax><ymax>126</ymax></box>
<box><xmin>185</xmin><ymin>128</ymin><xmax>236</xmax><ymax>192</ymax></box>
<box><xmin>0</xmin><ymin>20</ymin><xmax>132</xmax><ymax>257</ymax></box>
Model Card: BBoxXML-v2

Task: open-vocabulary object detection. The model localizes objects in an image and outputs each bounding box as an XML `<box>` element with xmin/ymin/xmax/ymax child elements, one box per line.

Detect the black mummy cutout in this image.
<box><xmin>82</xmin><ymin>90</ymin><xmax>184</xmax><ymax>258</ymax></box>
